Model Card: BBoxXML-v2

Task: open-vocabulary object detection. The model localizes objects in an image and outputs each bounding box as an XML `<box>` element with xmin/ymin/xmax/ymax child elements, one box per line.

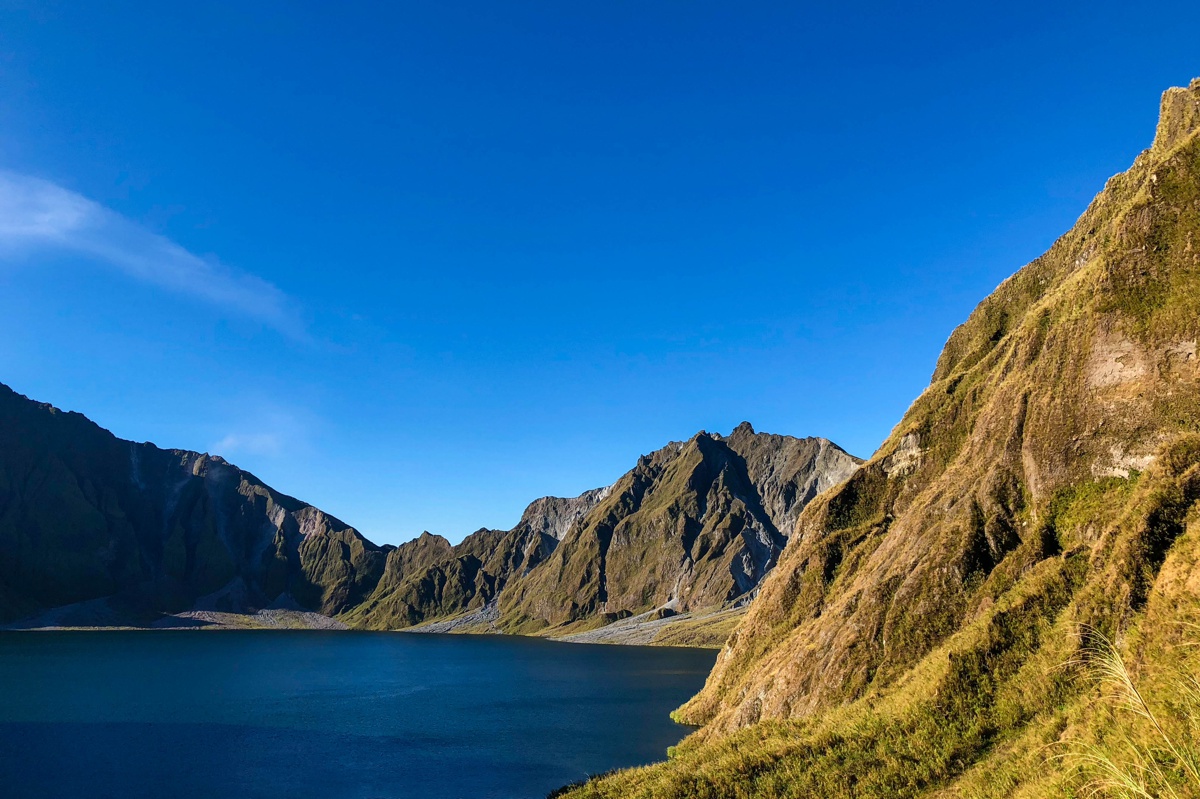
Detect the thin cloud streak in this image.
<box><xmin>211</xmin><ymin>432</ymin><xmax>286</xmax><ymax>458</ymax></box>
<box><xmin>0</xmin><ymin>170</ymin><xmax>304</xmax><ymax>337</ymax></box>
<box><xmin>207</xmin><ymin>400</ymin><xmax>318</xmax><ymax>464</ymax></box>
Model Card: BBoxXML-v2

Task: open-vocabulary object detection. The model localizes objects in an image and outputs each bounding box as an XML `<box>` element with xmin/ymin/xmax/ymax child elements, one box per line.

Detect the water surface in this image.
<box><xmin>0</xmin><ymin>631</ymin><xmax>715</xmax><ymax>799</ymax></box>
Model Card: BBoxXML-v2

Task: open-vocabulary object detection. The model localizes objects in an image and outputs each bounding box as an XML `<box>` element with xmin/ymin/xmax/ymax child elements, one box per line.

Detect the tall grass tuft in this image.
<box><xmin>1070</xmin><ymin>628</ymin><xmax>1200</xmax><ymax>799</ymax></box>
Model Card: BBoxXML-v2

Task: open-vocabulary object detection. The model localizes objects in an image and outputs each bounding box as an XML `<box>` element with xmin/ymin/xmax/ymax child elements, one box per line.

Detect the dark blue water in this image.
<box><xmin>0</xmin><ymin>632</ymin><xmax>715</xmax><ymax>799</ymax></box>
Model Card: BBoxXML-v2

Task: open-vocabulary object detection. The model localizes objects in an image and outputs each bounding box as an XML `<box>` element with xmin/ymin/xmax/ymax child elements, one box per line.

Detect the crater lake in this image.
<box><xmin>0</xmin><ymin>631</ymin><xmax>716</xmax><ymax>799</ymax></box>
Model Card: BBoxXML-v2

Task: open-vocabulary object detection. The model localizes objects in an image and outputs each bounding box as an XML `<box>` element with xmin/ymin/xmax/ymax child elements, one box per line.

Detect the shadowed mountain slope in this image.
<box><xmin>560</xmin><ymin>78</ymin><xmax>1200</xmax><ymax>799</ymax></box>
<box><xmin>0</xmin><ymin>383</ymin><xmax>390</xmax><ymax>623</ymax></box>
<box><xmin>342</xmin><ymin>488</ymin><xmax>613</xmax><ymax>629</ymax></box>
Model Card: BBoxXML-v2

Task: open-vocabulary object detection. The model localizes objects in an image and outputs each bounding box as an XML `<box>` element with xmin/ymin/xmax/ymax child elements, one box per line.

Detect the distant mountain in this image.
<box><xmin>342</xmin><ymin>488</ymin><xmax>612</xmax><ymax>629</ymax></box>
<box><xmin>558</xmin><ymin>78</ymin><xmax>1200</xmax><ymax>799</ymax></box>
<box><xmin>0</xmin><ymin>383</ymin><xmax>390</xmax><ymax>624</ymax></box>
<box><xmin>497</xmin><ymin>425</ymin><xmax>859</xmax><ymax>632</ymax></box>
<box><xmin>347</xmin><ymin>425</ymin><xmax>860</xmax><ymax>634</ymax></box>
<box><xmin>0</xmin><ymin>381</ymin><xmax>860</xmax><ymax>636</ymax></box>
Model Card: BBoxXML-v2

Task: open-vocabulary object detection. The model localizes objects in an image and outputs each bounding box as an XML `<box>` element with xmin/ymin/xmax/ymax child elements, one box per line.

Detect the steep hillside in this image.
<box><xmin>561</xmin><ymin>79</ymin><xmax>1200</xmax><ymax>799</ymax></box>
<box><xmin>347</xmin><ymin>425</ymin><xmax>860</xmax><ymax>637</ymax></box>
<box><xmin>0</xmin><ymin>383</ymin><xmax>391</xmax><ymax>624</ymax></box>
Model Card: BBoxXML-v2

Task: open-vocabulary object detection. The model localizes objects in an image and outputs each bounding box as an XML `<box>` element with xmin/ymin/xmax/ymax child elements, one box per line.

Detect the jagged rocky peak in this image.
<box><xmin>413</xmin><ymin>530</ymin><xmax>452</xmax><ymax>547</ymax></box>
<box><xmin>722</xmin><ymin>421</ymin><xmax>863</xmax><ymax>534</ymax></box>
<box><xmin>490</xmin><ymin>422</ymin><xmax>864</xmax><ymax>631</ymax></box>
<box><xmin>514</xmin><ymin>485</ymin><xmax>614</xmax><ymax>541</ymax></box>
<box><xmin>379</xmin><ymin>531</ymin><xmax>454</xmax><ymax>579</ymax></box>
<box><xmin>1154</xmin><ymin>76</ymin><xmax>1200</xmax><ymax>152</ymax></box>
<box><xmin>347</xmin><ymin>422</ymin><xmax>862</xmax><ymax>634</ymax></box>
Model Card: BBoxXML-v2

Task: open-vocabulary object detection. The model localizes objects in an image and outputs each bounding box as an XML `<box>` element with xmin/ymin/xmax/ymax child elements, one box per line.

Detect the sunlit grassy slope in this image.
<box><xmin>558</xmin><ymin>78</ymin><xmax>1200</xmax><ymax>799</ymax></box>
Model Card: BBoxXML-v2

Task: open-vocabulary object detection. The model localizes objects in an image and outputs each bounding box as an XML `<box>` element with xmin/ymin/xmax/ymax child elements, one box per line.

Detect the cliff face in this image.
<box><xmin>560</xmin><ymin>79</ymin><xmax>1200</xmax><ymax>799</ymax></box>
<box><xmin>347</xmin><ymin>425</ymin><xmax>861</xmax><ymax>633</ymax></box>
<box><xmin>0</xmin><ymin>383</ymin><xmax>390</xmax><ymax>623</ymax></box>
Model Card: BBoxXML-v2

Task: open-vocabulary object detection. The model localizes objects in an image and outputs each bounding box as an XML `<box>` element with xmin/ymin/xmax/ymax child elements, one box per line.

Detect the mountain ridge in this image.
<box><xmin>0</xmin><ymin>381</ymin><xmax>392</xmax><ymax>624</ymax></box>
<box><xmin>0</xmin><ymin>381</ymin><xmax>861</xmax><ymax>642</ymax></box>
<box><xmin>346</xmin><ymin>423</ymin><xmax>861</xmax><ymax>637</ymax></box>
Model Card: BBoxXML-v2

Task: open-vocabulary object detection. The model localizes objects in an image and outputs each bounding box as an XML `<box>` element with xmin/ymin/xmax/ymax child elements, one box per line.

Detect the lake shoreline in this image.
<box><xmin>5</xmin><ymin>598</ymin><xmax>743</xmax><ymax>649</ymax></box>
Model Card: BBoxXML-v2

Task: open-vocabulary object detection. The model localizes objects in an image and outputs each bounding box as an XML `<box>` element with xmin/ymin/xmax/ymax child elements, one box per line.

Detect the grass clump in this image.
<box><xmin>1069</xmin><ymin>628</ymin><xmax>1200</xmax><ymax>799</ymax></box>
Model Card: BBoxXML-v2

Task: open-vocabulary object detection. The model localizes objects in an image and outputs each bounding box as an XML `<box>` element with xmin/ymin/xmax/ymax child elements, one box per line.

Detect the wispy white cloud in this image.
<box><xmin>0</xmin><ymin>170</ymin><xmax>304</xmax><ymax>337</ymax></box>
<box><xmin>211</xmin><ymin>431</ymin><xmax>287</xmax><ymax>458</ymax></box>
<box><xmin>207</xmin><ymin>400</ymin><xmax>317</xmax><ymax>462</ymax></box>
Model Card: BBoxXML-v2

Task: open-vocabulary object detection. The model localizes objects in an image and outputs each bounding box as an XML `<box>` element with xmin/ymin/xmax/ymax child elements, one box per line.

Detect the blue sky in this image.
<box><xmin>1</xmin><ymin>2</ymin><xmax>1197</xmax><ymax>545</ymax></box>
